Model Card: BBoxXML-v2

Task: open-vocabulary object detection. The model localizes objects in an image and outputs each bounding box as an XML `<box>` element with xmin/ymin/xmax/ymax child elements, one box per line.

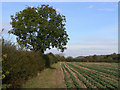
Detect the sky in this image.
<box><xmin>1</xmin><ymin>2</ymin><xmax>118</xmax><ymax>57</ymax></box>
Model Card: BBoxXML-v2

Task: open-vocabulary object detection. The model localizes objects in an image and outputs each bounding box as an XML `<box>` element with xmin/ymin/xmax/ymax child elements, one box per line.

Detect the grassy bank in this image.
<box><xmin>22</xmin><ymin>62</ymin><xmax>66</xmax><ymax>88</ymax></box>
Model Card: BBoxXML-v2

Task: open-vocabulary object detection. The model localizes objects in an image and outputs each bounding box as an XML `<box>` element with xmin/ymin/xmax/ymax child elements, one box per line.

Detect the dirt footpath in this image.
<box><xmin>53</xmin><ymin>62</ymin><xmax>66</xmax><ymax>88</ymax></box>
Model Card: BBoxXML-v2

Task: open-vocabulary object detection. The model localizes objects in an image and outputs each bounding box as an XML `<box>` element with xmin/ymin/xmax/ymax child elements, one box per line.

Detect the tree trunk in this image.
<box><xmin>41</xmin><ymin>49</ymin><xmax>44</xmax><ymax>54</ymax></box>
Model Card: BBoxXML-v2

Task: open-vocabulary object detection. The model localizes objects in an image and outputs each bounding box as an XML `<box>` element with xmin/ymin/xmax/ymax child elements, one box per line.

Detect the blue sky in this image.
<box><xmin>1</xmin><ymin>2</ymin><xmax>118</xmax><ymax>57</ymax></box>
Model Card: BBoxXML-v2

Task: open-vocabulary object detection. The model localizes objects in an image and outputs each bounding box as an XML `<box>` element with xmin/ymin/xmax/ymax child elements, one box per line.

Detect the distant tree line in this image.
<box><xmin>55</xmin><ymin>53</ymin><xmax>119</xmax><ymax>63</ymax></box>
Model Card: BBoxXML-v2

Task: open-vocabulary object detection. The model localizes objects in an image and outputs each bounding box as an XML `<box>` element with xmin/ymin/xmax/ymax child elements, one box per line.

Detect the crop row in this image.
<box><xmin>65</xmin><ymin>64</ymin><xmax>94</xmax><ymax>88</ymax></box>
<box><xmin>80</xmin><ymin>63</ymin><xmax>118</xmax><ymax>70</ymax></box>
<box><xmin>74</xmin><ymin>64</ymin><xmax>118</xmax><ymax>85</ymax></box>
<box><xmin>66</xmin><ymin>63</ymin><xmax>104</xmax><ymax>88</ymax></box>
<box><xmin>61</xmin><ymin>63</ymin><xmax>74</xmax><ymax>88</ymax></box>
<box><xmin>62</xmin><ymin>64</ymin><xmax>81</xmax><ymax>88</ymax></box>
<box><xmin>66</xmin><ymin>63</ymin><xmax>118</xmax><ymax>89</ymax></box>
<box><xmin>77</xmin><ymin>63</ymin><xmax>119</xmax><ymax>73</ymax></box>
<box><xmin>76</xmin><ymin>63</ymin><xmax>119</xmax><ymax>78</ymax></box>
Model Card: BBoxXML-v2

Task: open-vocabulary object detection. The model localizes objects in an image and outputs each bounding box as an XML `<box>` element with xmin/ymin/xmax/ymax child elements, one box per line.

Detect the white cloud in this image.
<box><xmin>55</xmin><ymin>8</ymin><xmax>62</xmax><ymax>12</ymax></box>
<box><xmin>31</xmin><ymin>6</ymin><xmax>34</xmax><ymax>8</ymax></box>
<box><xmin>45</xmin><ymin>38</ymin><xmax>118</xmax><ymax>57</ymax></box>
<box><xmin>82</xmin><ymin>37</ymin><xmax>117</xmax><ymax>44</ymax></box>
<box><xmin>45</xmin><ymin>45</ymin><xmax>118</xmax><ymax>57</ymax></box>
<box><xmin>97</xmin><ymin>8</ymin><xmax>114</xmax><ymax>11</ymax></box>
<box><xmin>66</xmin><ymin>43</ymin><xmax>117</xmax><ymax>57</ymax></box>
<box><xmin>88</xmin><ymin>5</ymin><xmax>93</xmax><ymax>8</ymax></box>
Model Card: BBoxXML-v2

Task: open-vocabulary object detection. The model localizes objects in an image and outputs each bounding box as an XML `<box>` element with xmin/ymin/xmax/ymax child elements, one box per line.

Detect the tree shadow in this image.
<box><xmin>42</xmin><ymin>54</ymin><xmax>50</xmax><ymax>68</ymax></box>
<box><xmin>42</xmin><ymin>54</ymin><xmax>56</xmax><ymax>69</ymax></box>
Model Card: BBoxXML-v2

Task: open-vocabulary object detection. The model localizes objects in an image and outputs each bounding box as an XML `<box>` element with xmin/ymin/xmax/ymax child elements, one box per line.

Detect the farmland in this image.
<box><xmin>61</xmin><ymin>62</ymin><xmax>119</xmax><ymax>89</ymax></box>
<box><xmin>23</xmin><ymin>62</ymin><xmax>119</xmax><ymax>89</ymax></box>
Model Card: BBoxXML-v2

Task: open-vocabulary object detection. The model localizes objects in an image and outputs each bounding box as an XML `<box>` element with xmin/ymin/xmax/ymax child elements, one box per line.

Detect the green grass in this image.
<box><xmin>22</xmin><ymin>62</ymin><xmax>66</xmax><ymax>88</ymax></box>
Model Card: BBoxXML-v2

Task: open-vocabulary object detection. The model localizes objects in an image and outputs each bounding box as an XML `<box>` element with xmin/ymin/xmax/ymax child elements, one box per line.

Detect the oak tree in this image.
<box><xmin>9</xmin><ymin>4</ymin><xmax>69</xmax><ymax>53</ymax></box>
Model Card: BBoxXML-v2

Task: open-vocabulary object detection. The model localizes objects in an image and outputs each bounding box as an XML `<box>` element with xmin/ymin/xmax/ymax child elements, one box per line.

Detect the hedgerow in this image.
<box><xmin>2</xmin><ymin>40</ymin><xmax>58</xmax><ymax>88</ymax></box>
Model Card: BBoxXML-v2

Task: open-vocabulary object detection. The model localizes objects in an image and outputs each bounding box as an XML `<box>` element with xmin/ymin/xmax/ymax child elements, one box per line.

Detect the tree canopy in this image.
<box><xmin>9</xmin><ymin>4</ymin><xmax>69</xmax><ymax>53</ymax></box>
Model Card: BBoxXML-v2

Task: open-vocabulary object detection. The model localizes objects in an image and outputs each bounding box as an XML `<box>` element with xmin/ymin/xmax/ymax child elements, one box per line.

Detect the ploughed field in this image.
<box><xmin>61</xmin><ymin>62</ymin><xmax>119</xmax><ymax>89</ymax></box>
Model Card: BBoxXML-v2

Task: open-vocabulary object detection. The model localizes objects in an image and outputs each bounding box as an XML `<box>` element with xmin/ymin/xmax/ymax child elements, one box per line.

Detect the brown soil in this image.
<box><xmin>73</xmin><ymin>63</ymin><xmax>118</xmax><ymax>85</ymax></box>
<box><xmin>53</xmin><ymin>62</ymin><xmax>67</xmax><ymax>88</ymax></box>
<box><xmin>66</xmin><ymin>64</ymin><xmax>104</xmax><ymax>88</ymax></box>
<box><xmin>74</xmin><ymin>63</ymin><xmax>119</xmax><ymax>80</ymax></box>
<box><xmin>62</xmin><ymin>62</ymin><xmax>75</xmax><ymax>88</ymax></box>
<box><xmin>64</xmin><ymin>64</ymin><xmax>87</xmax><ymax>88</ymax></box>
<box><xmin>102</xmin><ymin>68</ymin><xmax>118</xmax><ymax>74</ymax></box>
